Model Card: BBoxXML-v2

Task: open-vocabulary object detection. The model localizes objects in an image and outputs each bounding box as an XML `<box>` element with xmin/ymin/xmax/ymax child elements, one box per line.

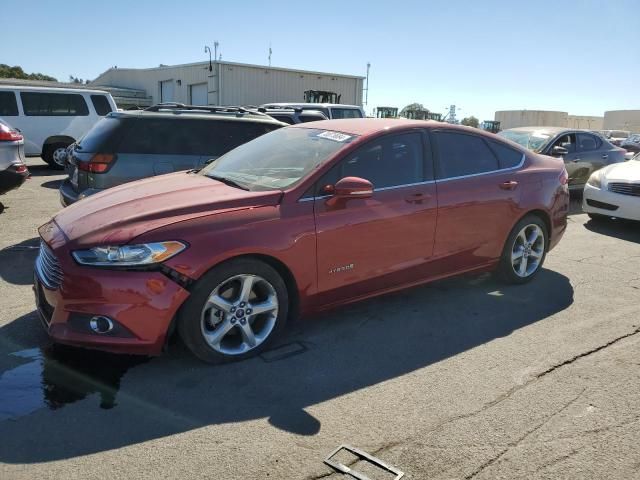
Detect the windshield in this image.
<box><xmin>498</xmin><ymin>129</ymin><xmax>552</xmax><ymax>152</ymax></box>
<box><xmin>200</xmin><ymin>127</ymin><xmax>356</xmax><ymax>191</ymax></box>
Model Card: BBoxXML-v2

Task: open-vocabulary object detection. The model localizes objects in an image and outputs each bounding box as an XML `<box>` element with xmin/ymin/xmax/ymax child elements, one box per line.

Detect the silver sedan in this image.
<box><xmin>0</xmin><ymin>119</ymin><xmax>29</xmax><ymax>213</ymax></box>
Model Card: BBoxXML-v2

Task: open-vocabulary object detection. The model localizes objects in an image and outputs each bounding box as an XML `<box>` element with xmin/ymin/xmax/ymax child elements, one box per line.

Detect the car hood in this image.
<box><xmin>44</xmin><ymin>172</ymin><xmax>282</xmax><ymax>247</ymax></box>
<box><xmin>602</xmin><ymin>160</ymin><xmax>640</xmax><ymax>183</ymax></box>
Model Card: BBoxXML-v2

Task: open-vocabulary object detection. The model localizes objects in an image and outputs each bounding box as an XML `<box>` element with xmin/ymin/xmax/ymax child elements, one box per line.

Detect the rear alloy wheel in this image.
<box><xmin>498</xmin><ymin>215</ymin><xmax>548</xmax><ymax>284</ymax></box>
<box><xmin>178</xmin><ymin>259</ymin><xmax>288</xmax><ymax>363</ymax></box>
<box><xmin>43</xmin><ymin>143</ymin><xmax>70</xmax><ymax>170</ymax></box>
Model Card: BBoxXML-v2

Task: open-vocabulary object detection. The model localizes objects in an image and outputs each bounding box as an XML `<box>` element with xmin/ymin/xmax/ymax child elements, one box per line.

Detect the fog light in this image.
<box><xmin>89</xmin><ymin>316</ymin><xmax>114</xmax><ymax>334</ymax></box>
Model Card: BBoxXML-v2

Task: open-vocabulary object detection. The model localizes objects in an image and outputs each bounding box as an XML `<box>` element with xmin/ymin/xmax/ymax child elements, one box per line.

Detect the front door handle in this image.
<box><xmin>602</xmin><ymin>154</ymin><xmax>608</xmax><ymax>159</ymax></box>
<box><xmin>499</xmin><ymin>181</ymin><xmax>519</xmax><ymax>191</ymax></box>
<box><xmin>572</xmin><ymin>158</ymin><xmax>581</xmax><ymax>162</ymax></box>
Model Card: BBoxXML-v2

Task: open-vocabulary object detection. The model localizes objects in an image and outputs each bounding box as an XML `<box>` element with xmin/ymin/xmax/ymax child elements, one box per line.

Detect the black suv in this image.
<box><xmin>60</xmin><ymin>104</ymin><xmax>285</xmax><ymax>206</ymax></box>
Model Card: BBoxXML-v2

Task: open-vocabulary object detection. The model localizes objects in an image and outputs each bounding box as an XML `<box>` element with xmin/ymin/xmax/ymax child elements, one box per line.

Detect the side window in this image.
<box><xmin>0</xmin><ymin>91</ymin><xmax>19</xmax><ymax>116</ymax></box>
<box><xmin>20</xmin><ymin>92</ymin><xmax>89</xmax><ymax>116</ymax></box>
<box><xmin>317</xmin><ymin>132</ymin><xmax>425</xmax><ymax>192</ymax></box>
<box><xmin>331</xmin><ymin>108</ymin><xmax>363</xmax><ymax>119</ymax></box>
<box><xmin>91</xmin><ymin>95</ymin><xmax>113</xmax><ymax>116</ymax></box>
<box><xmin>209</xmin><ymin>122</ymin><xmax>281</xmax><ymax>155</ymax></box>
<box><xmin>269</xmin><ymin>114</ymin><xmax>294</xmax><ymax>125</ymax></box>
<box><xmin>487</xmin><ymin>139</ymin><xmax>524</xmax><ymax>169</ymax></box>
<box><xmin>433</xmin><ymin>131</ymin><xmax>499</xmax><ymax>179</ymax></box>
<box><xmin>577</xmin><ymin>133</ymin><xmax>600</xmax><ymax>151</ymax></box>
<box><xmin>552</xmin><ymin>133</ymin><xmax>577</xmax><ymax>153</ymax></box>
<box><xmin>299</xmin><ymin>114</ymin><xmax>324</xmax><ymax>123</ymax></box>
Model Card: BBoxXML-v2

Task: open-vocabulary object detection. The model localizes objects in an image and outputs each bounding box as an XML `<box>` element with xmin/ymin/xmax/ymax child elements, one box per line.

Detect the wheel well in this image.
<box><xmin>240</xmin><ymin>254</ymin><xmax>300</xmax><ymax>321</ymax></box>
<box><xmin>164</xmin><ymin>253</ymin><xmax>300</xmax><ymax>351</ymax></box>
<box><xmin>525</xmin><ymin>209</ymin><xmax>551</xmax><ymax>239</ymax></box>
<box><xmin>43</xmin><ymin>136</ymin><xmax>75</xmax><ymax>149</ymax></box>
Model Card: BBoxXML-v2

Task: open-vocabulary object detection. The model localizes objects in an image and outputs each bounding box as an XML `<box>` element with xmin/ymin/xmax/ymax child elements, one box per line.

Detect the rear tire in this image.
<box><xmin>178</xmin><ymin>258</ymin><xmax>289</xmax><ymax>364</ymax></box>
<box><xmin>498</xmin><ymin>214</ymin><xmax>548</xmax><ymax>284</ymax></box>
<box><xmin>43</xmin><ymin>142</ymin><xmax>70</xmax><ymax>170</ymax></box>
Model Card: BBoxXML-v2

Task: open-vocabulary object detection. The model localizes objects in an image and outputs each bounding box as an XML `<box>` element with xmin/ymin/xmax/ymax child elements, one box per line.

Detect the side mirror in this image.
<box><xmin>332</xmin><ymin>176</ymin><xmax>373</xmax><ymax>199</ymax></box>
<box><xmin>551</xmin><ymin>146</ymin><xmax>568</xmax><ymax>156</ymax></box>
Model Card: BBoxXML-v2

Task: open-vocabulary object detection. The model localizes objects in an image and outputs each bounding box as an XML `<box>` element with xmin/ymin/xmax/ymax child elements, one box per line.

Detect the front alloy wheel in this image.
<box><xmin>201</xmin><ymin>274</ymin><xmax>279</xmax><ymax>355</ymax></box>
<box><xmin>178</xmin><ymin>259</ymin><xmax>288</xmax><ymax>364</ymax></box>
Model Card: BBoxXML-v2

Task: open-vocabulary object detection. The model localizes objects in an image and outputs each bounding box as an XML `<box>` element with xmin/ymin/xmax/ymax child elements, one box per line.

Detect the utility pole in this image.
<box><xmin>268</xmin><ymin>44</ymin><xmax>272</xmax><ymax>67</ymax></box>
<box><xmin>364</xmin><ymin>62</ymin><xmax>371</xmax><ymax>106</ymax></box>
<box><xmin>214</xmin><ymin>41</ymin><xmax>219</xmax><ymax>62</ymax></box>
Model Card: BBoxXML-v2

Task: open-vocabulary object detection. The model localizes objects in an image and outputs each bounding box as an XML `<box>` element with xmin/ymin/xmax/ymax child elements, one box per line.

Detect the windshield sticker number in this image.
<box><xmin>317</xmin><ymin>131</ymin><xmax>352</xmax><ymax>142</ymax></box>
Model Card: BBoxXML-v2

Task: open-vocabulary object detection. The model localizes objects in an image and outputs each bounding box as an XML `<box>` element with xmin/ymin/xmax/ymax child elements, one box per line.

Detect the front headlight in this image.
<box><xmin>587</xmin><ymin>171</ymin><xmax>602</xmax><ymax>189</ymax></box>
<box><xmin>72</xmin><ymin>241</ymin><xmax>186</xmax><ymax>267</ymax></box>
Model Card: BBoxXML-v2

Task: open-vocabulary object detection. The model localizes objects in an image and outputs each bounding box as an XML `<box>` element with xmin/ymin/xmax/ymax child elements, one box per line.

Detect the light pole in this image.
<box><xmin>364</xmin><ymin>62</ymin><xmax>371</xmax><ymax>106</ymax></box>
<box><xmin>204</xmin><ymin>45</ymin><xmax>212</xmax><ymax>72</ymax></box>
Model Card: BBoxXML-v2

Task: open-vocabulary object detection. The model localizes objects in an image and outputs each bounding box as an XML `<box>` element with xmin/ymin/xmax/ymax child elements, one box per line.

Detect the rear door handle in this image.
<box><xmin>572</xmin><ymin>158</ymin><xmax>581</xmax><ymax>162</ymax></box>
<box><xmin>602</xmin><ymin>154</ymin><xmax>608</xmax><ymax>159</ymax></box>
<box><xmin>405</xmin><ymin>192</ymin><xmax>431</xmax><ymax>204</ymax></box>
<box><xmin>499</xmin><ymin>181</ymin><xmax>519</xmax><ymax>191</ymax></box>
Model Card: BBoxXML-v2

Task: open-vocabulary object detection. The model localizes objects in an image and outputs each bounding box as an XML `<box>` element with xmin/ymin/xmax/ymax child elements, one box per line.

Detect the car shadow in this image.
<box><xmin>40</xmin><ymin>179</ymin><xmax>63</xmax><ymax>190</ymax></box>
<box><xmin>25</xmin><ymin>164</ymin><xmax>64</xmax><ymax>177</ymax></box>
<box><xmin>0</xmin><ymin>269</ymin><xmax>574</xmax><ymax>463</ymax></box>
<box><xmin>0</xmin><ymin>238</ymin><xmax>40</xmax><ymax>285</ymax></box>
<box><xmin>584</xmin><ymin>218</ymin><xmax>640</xmax><ymax>243</ymax></box>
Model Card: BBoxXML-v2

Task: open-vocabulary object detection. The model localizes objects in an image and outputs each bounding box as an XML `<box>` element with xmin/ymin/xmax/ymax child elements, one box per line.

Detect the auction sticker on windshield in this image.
<box><xmin>317</xmin><ymin>131</ymin><xmax>352</xmax><ymax>142</ymax></box>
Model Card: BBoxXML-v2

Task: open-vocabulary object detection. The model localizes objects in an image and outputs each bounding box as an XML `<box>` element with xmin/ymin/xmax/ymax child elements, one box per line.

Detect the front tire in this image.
<box><xmin>178</xmin><ymin>258</ymin><xmax>289</xmax><ymax>364</ymax></box>
<box><xmin>43</xmin><ymin>143</ymin><xmax>70</xmax><ymax>170</ymax></box>
<box><xmin>498</xmin><ymin>214</ymin><xmax>548</xmax><ymax>284</ymax></box>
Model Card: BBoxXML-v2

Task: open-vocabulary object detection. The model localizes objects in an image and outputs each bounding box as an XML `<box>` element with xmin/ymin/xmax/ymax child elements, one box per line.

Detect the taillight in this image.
<box><xmin>77</xmin><ymin>153</ymin><xmax>116</xmax><ymax>173</ymax></box>
<box><xmin>14</xmin><ymin>164</ymin><xmax>28</xmax><ymax>174</ymax></box>
<box><xmin>559</xmin><ymin>168</ymin><xmax>569</xmax><ymax>185</ymax></box>
<box><xmin>0</xmin><ymin>124</ymin><xmax>23</xmax><ymax>142</ymax></box>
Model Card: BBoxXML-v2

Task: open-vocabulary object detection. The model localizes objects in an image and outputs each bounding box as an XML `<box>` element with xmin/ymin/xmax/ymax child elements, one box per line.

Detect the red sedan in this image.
<box><xmin>34</xmin><ymin>119</ymin><xmax>569</xmax><ymax>363</ymax></box>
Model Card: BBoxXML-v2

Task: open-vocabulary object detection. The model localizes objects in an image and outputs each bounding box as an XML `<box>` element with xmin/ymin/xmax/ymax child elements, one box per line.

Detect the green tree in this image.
<box><xmin>461</xmin><ymin>116</ymin><xmax>480</xmax><ymax>128</ymax></box>
<box><xmin>400</xmin><ymin>103</ymin><xmax>427</xmax><ymax>117</ymax></box>
<box><xmin>0</xmin><ymin>64</ymin><xmax>57</xmax><ymax>82</ymax></box>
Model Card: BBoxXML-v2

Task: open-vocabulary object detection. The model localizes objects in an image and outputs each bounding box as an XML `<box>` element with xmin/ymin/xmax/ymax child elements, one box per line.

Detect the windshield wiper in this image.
<box><xmin>207</xmin><ymin>174</ymin><xmax>250</xmax><ymax>191</ymax></box>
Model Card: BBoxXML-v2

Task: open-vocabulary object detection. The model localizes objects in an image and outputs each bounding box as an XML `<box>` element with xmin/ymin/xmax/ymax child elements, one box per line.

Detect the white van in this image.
<box><xmin>0</xmin><ymin>85</ymin><xmax>117</xmax><ymax>169</ymax></box>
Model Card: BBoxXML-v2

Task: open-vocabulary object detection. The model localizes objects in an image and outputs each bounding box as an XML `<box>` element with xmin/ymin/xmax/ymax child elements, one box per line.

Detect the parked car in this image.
<box><xmin>59</xmin><ymin>104</ymin><xmax>285</xmax><ymax>206</ymax></box>
<box><xmin>35</xmin><ymin>119</ymin><xmax>569</xmax><ymax>363</ymax></box>
<box><xmin>0</xmin><ymin>84</ymin><xmax>117</xmax><ymax>169</ymax></box>
<box><xmin>600</xmin><ymin>130</ymin><xmax>630</xmax><ymax>147</ymax></box>
<box><xmin>260</xmin><ymin>102</ymin><xmax>365</xmax><ymax>119</ymax></box>
<box><xmin>499</xmin><ymin>127</ymin><xmax>626</xmax><ymax>190</ymax></box>
<box><xmin>253</xmin><ymin>106</ymin><xmax>328</xmax><ymax>124</ymax></box>
<box><xmin>583</xmin><ymin>152</ymin><xmax>640</xmax><ymax>222</ymax></box>
<box><xmin>0</xmin><ymin>119</ymin><xmax>29</xmax><ymax>213</ymax></box>
<box><xmin>620</xmin><ymin>133</ymin><xmax>640</xmax><ymax>154</ymax></box>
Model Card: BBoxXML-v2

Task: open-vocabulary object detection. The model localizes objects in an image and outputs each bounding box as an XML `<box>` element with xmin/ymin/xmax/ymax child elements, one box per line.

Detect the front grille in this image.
<box><xmin>609</xmin><ymin>182</ymin><xmax>640</xmax><ymax>197</ymax></box>
<box><xmin>35</xmin><ymin>240</ymin><xmax>63</xmax><ymax>289</ymax></box>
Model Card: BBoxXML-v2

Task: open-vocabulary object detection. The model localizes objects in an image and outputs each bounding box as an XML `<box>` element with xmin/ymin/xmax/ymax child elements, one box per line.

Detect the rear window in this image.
<box><xmin>90</xmin><ymin>95</ymin><xmax>113</xmax><ymax>116</ymax></box>
<box><xmin>76</xmin><ymin>116</ymin><xmax>131</xmax><ymax>153</ymax></box>
<box><xmin>487</xmin><ymin>139</ymin><xmax>523</xmax><ymax>169</ymax></box>
<box><xmin>330</xmin><ymin>108</ymin><xmax>363</xmax><ymax>119</ymax></box>
<box><xmin>20</xmin><ymin>92</ymin><xmax>89</xmax><ymax>116</ymax></box>
<box><xmin>269</xmin><ymin>114</ymin><xmax>295</xmax><ymax>125</ymax></box>
<box><xmin>0</xmin><ymin>91</ymin><xmax>18</xmax><ymax>116</ymax></box>
<box><xmin>118</xmin><ymin>118</ymin><xmax>281</xmax><ymax>156</ymax></box>
<box><xmin>299</xmin><ymin>114</ymin><xmax>324</xmax><ymax>123</ymax></box>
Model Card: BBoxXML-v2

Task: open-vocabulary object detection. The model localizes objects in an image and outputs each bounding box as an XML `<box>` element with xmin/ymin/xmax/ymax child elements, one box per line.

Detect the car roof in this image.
<box><xmin>261</xmin><ymin>102</ymin><xmax>362</xmax><ymax>109</ymax></box>
<box><xmin>289</xmin><ymin>118</ymin><xmax>492</xmax><ymax>136</ymax></box>
<box><xmin>108</xmin><ymin>110</ymin><xmax>285</xmax><ymax>125</ymax></box>
<box><xmin>504</xmin><ymin>126</ymin><xmax>603</xmax><ymax>136</ymax></box>
<box><xmin>0</xmin><ymin>84</ymin><xmax>110</xmax><ymax>95</ymax></box>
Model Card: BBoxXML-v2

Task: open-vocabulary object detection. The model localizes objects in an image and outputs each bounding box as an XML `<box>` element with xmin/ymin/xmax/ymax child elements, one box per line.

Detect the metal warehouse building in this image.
<box><xmin>603</xmin><ymin>110</ymin><xmax>640</xmax><ymax>133</ymax></box>
<box><xmin>495</xmin><ymin>110</ymin><xmax>604</xmax><ymax>130</ymax></box>
<box><xmin>91</xmin><ymin>61</ymin><xmax>364</xmax><ymax>109</ymax></box>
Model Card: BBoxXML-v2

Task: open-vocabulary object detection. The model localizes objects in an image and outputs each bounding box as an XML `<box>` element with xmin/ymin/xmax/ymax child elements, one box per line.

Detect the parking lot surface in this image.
<box><xmin>1</xmin><ymin>159</ymin><xmax>639</xmax><ymax>479</ymax></box>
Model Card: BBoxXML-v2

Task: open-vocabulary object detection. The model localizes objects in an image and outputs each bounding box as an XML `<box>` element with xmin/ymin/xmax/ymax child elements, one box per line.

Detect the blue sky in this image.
<box><xmin>5</xmin><ymin>0</ymin><xmax>639</xmax><ymax>120</ymax></box>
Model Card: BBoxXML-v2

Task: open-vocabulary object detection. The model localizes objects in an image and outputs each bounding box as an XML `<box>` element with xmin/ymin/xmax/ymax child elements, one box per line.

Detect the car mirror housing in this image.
<box><xmin>333</xmin><ymin>177</ymin><xmax>374</xmax><ymax>199</ymax></box>
<box><xmin>551</xmin><ymin>146</ymin><xmax>568</xmax><ymax>156</ymax></box>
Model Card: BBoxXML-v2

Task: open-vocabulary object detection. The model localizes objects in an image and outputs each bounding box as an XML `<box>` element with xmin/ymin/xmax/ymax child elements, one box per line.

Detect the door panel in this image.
<box><xmin>431</xmin><ymin>130</ymin><xmax>522</xmax><ymax>273</ymax></box>
<box><xmin>313</xmin><ymin>131</ymin><xmax>437</xmax><ymax>304</ymax></box>
<box><xmin>315</xmin><ymin>183</ymin><xmax>437</xmax><ymax>302</ymax></box>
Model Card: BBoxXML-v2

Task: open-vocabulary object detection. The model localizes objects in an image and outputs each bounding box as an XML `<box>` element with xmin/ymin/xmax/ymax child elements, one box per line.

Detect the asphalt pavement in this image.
<box><xmin>0</xmin><ymin>158</ymin><xmax>639</xmax><ymax>479</ymax></box>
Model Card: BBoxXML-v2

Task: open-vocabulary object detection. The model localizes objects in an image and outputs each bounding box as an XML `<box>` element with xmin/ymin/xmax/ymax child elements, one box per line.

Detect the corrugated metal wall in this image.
<box><xmin>92</xmin><ymin>62</ymin><xmax>363</xmax><ymax>107</ymax></box>
<box><xmin>603</xmin><ymin>110</ymin><xmax>640</xmax><ymax>133</ymax></box>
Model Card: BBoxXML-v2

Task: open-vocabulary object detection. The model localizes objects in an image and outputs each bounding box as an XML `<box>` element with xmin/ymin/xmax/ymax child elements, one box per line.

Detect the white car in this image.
<box><xmin>0</xmin><ymin>84</ymin><xmax>117</xmax><ymax>169</ymax></box>
<box><xmin>583</xmin><ymin>153</ymin><xmax>640</xmax><ymax>221</ymax></box>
